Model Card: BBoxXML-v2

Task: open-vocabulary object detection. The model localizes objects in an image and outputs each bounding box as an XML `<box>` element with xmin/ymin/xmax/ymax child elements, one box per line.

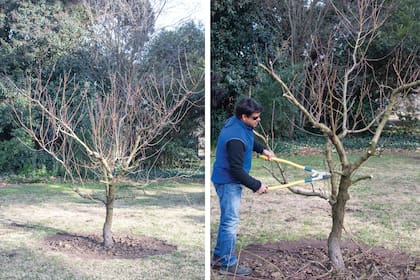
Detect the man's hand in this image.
<box><xmin>262</xmin><ymin>149</ymin><xmax>275</xmax><ymax>160</ymax></box>
<box><xmin>256</xmin><ymin>184</ymin><xmax>268</xmax><ymax>194</ymax></box>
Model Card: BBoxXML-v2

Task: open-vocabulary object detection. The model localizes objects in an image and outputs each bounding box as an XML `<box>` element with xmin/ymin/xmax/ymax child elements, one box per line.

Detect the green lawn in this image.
<box><xmin>0</xmin><ymin>180</ymin><xmax>205</xmax><ymax>279</ymax></box>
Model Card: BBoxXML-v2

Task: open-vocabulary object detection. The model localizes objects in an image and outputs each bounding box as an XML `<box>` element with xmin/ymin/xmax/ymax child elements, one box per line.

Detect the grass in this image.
<box><xmin>0</xmin><ymin>180</ymin><xmax>204</xmax><ymax>280</ymax></box>
<box><xmin>211</xmin><ymin>150</ymin><xmax>419</xmax><ymax>277</ymax></box>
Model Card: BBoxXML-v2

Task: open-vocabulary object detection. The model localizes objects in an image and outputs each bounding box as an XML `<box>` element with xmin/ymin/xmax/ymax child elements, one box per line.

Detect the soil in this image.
<box><xmin>222</xmin><ymin>239</ymin><xmax>419</xmax><ymax>280</ymax></box>
<box><xmin>44</xmin><ymin>232</ymin><xmax>177</xmax><ymax>259</ymax></box>
<box><xmin>0</xmin><ymin>182</ymin><xmax>14</xmax><ymax>187</ymax></box>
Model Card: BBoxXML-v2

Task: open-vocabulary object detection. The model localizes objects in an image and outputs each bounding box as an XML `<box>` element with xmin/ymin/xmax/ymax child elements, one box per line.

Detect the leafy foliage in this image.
<box><xmin>0</xmin><ymin>0</ymin><xmax>89</xmax><ymax>175</ymax></box>
<box><xmin>0</xmin><ymin>127</ymin><xmax>33</xmax><ymax>173</ymax></box>
<box><xmin>0</xmin><ymin>0</ymin><xmax>87</xmax><ymax>78</ymax></box>
<box><xmin>274</xmin><ymin>131</ymin><xmax>419</xmax><ymax>155</ymax></box>
<box><xmin>211</xmin><ymin>0</ymin><xmax>277</xmax><ymax>139</ymax></box>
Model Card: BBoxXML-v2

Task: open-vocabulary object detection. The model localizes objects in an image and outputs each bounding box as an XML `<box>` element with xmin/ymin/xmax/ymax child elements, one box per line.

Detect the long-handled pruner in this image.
<box><xmin>259</xmin><ymin>155</ymin><xmax>331</xmax><ymax>191</ymax></box>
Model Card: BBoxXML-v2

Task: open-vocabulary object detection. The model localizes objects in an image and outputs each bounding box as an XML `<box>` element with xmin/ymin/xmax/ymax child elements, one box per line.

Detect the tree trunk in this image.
<box><xmin>103</xmin><ymin>183</ymin><xmax>115</xmax><ymax>248</ymax></box>
<box><xmin>328</xmin><ymin>175</ymin><xmax>351</xmax><ymax>270</ymax></box>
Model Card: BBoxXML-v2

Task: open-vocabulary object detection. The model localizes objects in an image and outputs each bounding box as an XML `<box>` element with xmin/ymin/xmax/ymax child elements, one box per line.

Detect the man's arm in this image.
<box><xmin>226</xmin><ymin>139</ymin><xmax>261</xmax><ymax>192</ymax></box>
<box><xmin>253</xmin><ymin>141</ymin><xmax>265</xmax><ymax>154</ymax></box>
<box><xmin>254</xmin><ymin>141</ymin><xmax>275</xmax><ymax>159</ymax></box>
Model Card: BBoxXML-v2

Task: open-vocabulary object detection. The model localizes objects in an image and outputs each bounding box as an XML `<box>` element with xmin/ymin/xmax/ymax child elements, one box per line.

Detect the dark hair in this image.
<box><xmin>235</xmin><ymin>98</ymin><xmax>263</xmax><ymax>118</ymax></box>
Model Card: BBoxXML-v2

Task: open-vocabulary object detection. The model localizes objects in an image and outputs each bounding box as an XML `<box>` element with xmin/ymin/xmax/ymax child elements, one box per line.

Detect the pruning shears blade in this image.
<box><xmin>311</xmin><ymin>171</ymin><xmax>331</xmax><ymax>181</ymax></box>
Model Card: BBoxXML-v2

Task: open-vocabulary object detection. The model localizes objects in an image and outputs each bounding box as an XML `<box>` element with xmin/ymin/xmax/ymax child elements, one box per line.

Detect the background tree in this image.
<box><xmin>211</xmin><ymin>0</ymin><xmax>277</xmax><ymax>138</ymax></box>
<box><xmin>0</xmin><ymin>0</ymin><xmax>88</xmax><ymax>175</ymax></box>
<box><xmin>140</xmin><ymin>21</ymin><xmax>205</xmax><ymax>168</ymax></box>
<box><xmin>258</xmin><ymin>0</ymin><xmax>419</xmax><ymax>270</ymax></box>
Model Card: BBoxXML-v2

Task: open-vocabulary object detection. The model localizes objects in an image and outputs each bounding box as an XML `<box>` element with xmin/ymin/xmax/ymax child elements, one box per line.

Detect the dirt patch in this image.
<box><xmin>44</xmin><ymin>232</ymin><xmax>177</xmax><ymax>259</ymax></box>
<box><xmin>0</xmin><ymin>182</ymin><xmax>15</xmax><ymax>188</ymax></box>
<box><xmin>219</xmin><ymin>240</ymin><xmax>419</xmax><ymax>279</ymax></box>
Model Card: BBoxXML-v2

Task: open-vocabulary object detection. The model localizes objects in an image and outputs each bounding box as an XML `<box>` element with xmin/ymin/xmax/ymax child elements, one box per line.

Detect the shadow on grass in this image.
<box><xmin>0</xmin><ymin>183</ymin><xmax>205</xmax><ymax>210</ymax></box>
<box><xmin>184</xmin><ymin>214</ymin><xmax>205</xmax><ymax>224</ymax></box>
<box><xmin>0</xmin><ymin>246</ymin><xmax>89</xmax><ymax>279</ymax></box>
<box><xmin>115</xmin><ymin>190</ymin><xmax>204</xmax><ymax>210</ymax></box>
<box><xmin>3</xmin><ymin>220</ymin><xmax>70</xmax><ymax>236</ymax></box>
<box><xmin>0</xmin><ymin>184</ymin><xmax>93</xmax><ymax>206</ymax></box>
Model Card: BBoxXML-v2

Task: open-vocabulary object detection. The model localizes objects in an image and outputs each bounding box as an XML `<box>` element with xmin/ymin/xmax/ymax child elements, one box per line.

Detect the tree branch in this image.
<box><xmin>351</xmin><ymin>175</ymin><xmax>373</xmax><ymax>185</ymax></box>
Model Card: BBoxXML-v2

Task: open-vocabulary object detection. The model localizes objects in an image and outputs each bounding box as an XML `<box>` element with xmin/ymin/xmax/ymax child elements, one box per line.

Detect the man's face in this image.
<box><xmin>241</xmin><ymin>112</ymin><xmax>261</xmax><ymax>128</ymax></box>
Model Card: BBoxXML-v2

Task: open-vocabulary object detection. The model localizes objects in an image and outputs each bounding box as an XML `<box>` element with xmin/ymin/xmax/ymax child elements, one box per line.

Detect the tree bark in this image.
<box><xmin>103</xmin><ymin>182</ymin><xmax>115</xmax><ymax>248</ymax></box>
<box><xmin>328</xmin><ymin>174</ymin><xmax>351</xmax><ymax>270</ymax></box>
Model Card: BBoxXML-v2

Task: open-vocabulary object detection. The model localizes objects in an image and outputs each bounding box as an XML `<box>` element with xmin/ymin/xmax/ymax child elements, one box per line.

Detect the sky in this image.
<box><xmin>154</xmin><ymin>0</ymin><xmax>207</xmax><ymax>30</ymax></box>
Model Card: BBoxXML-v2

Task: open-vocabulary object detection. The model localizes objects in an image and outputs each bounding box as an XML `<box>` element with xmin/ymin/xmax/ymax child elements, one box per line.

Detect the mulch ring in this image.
<box><xmin>223</xmin><ymin>240</ymin><xmax>419</xmax><ymax>279</ymax></box>
<box><xmin>44</xmin><ymin>232</ymin><xmax>177</xmax><ymax>259</ymax></box>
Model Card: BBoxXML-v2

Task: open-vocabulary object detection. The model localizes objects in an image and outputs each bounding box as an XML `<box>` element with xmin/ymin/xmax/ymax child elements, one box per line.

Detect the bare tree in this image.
<box><xmin>4</xmin><ymin>0</ymin><xmax>204</xmax><ymax>248</ymax></box>
<box><xmin>9</xmin><ymin>55</ymin><xmax>203</xmax><ymax>247</ymax></box>
<box><xmin>258</xmin><ymin>0</ymin><xmax>419</xmax><ymax>270</ymax></box>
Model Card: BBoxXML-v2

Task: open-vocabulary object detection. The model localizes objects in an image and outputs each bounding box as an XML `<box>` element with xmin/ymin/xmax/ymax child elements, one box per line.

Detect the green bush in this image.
<box><xmin>0</xmin><ymin>128</ymin><xmax>34</xmax><ymax>174</ymax></box>
<box><xmin>272</xmin><ymin>131</ymin><xmax>419</xmax><ymax>154</ymax></box>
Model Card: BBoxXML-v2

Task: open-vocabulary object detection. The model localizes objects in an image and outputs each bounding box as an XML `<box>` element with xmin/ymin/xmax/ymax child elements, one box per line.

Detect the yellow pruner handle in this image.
<box><xmin>259</xmin><ymin>155</ymin><xmax>308</xmax><ymax>171</ymax></box>
<box><xmin>268</xmin><ymin>180</ymin><xmax>306</xmax><ymax>191</ymax></box>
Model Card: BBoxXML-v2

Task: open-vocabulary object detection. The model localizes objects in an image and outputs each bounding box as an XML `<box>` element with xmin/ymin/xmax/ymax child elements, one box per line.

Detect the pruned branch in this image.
<box><xmin>351</xmin><ymin>175</ymin><xmax>373</xmax><ymax>185</ymax></box>
<box><xmin>287</xmin><ymin>186</ymin><xmax>330</xmax><ymax>201</ymax></box>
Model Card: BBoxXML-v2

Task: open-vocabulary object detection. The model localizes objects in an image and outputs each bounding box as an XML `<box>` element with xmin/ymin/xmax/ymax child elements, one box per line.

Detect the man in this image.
<box><xmin>211</xmin><ymin>98</ymin><xmax>275</xmax><ymax>276</ymax></box>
